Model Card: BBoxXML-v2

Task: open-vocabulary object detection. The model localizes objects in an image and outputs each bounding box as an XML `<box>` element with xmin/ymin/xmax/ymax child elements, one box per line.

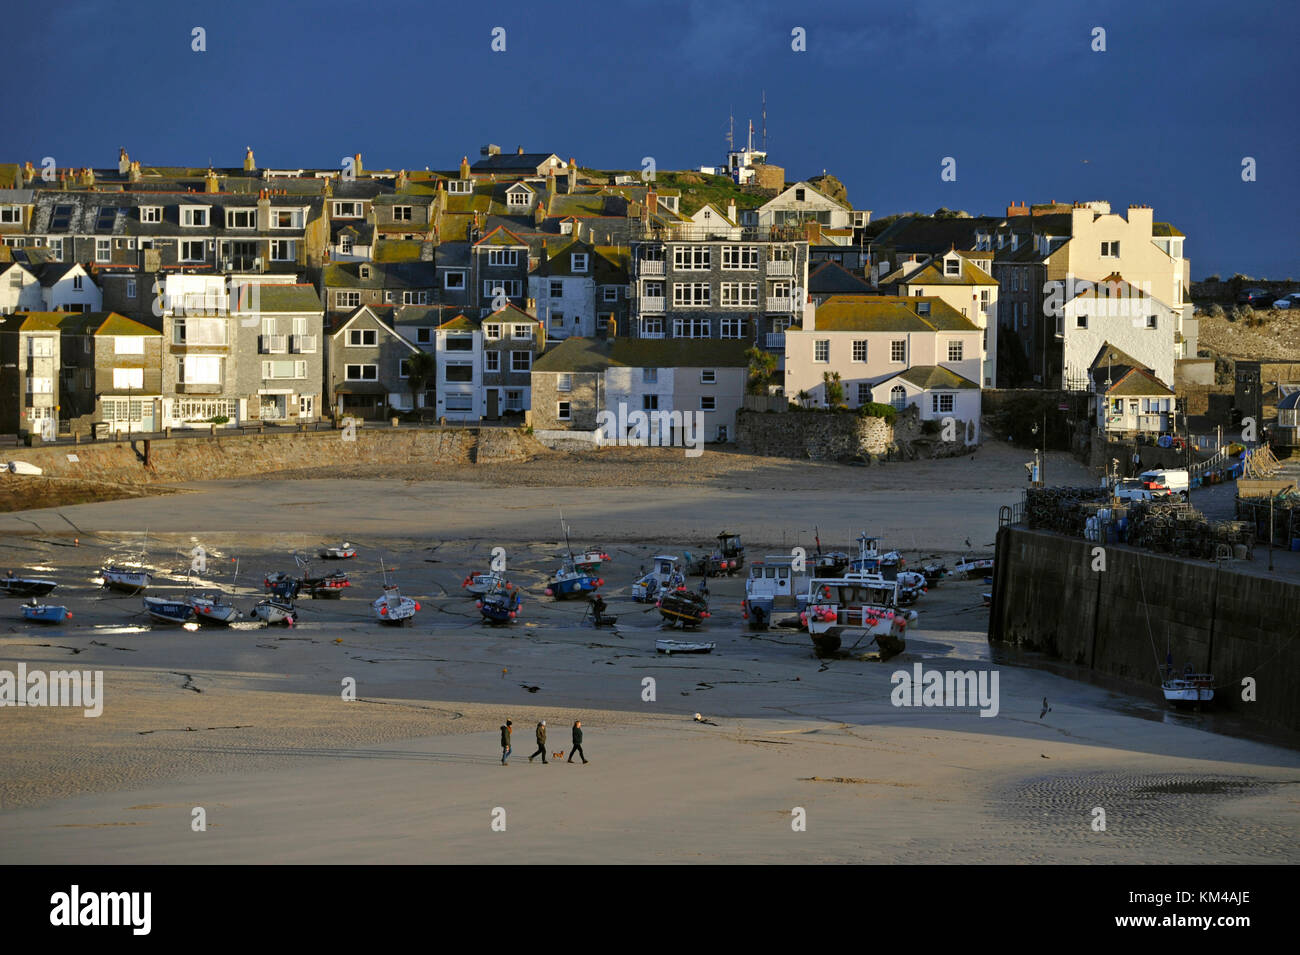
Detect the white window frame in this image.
<box><xmin>181</xmin><ymin>207</ymin><xmax>210</xmax><ymax>227</ymax></box>
<box><xmin>180</xmin><ymin>240</ymin><xmax>205</xmax><ymax>262</ymax></box>
<box><xmin>484</xmin><ymin>324</ymin><xmax>502</xmax><ymax>340</ymax></box>
<box><xmin>602</xmin><ymin>286</ymin><xmax>618</xmax><ymax>302</ymax></box>
<box><xmin>571</xmin><ymin>253</ymin><xmax>589</xmax><ymax>272</ymax></box>
<box><xmin>931</xmin><ymin>393</ymin><xmax>954</xmax><ymax>414</ymax></box>
<box><xmin>700</xmin><ymin>396</ymin><xmax>716</xmax><ymax>411</ymax></box>
<box><xmin>444</xmin><ymin>271</ymin><xmax>466</xmax><ymax>290</ymax></box>
<box><xmin>226</xmin><ymin>208</ymin><xmax>256</xmax><ymax>229</ymax></box>
<box><xmin>483</xmin><ymin>351</ymin><xmax>501</xmax><ymax>373</ymax></box>
<box><xmin>336</xmin><ymin>291</ymin><xmax>361</xmax><ymax>309</ymax></box>
<box><xmin>814</xmin><ymin>339</ymin><xmax>829</xmax><ymax>363</ymax></box>
<box><xmin>347</xmin><ymin>328</ymin><xmax>377</xmax><ymax>347</ymax></box>
<box><xmin>139</xmin><ymin>206</ymin><xmax>162</xmax><ymax>223</ymax></box>
<box><xmin>557</xmin><ymin>373</ymin><xmax>573</xmax><ymax>392</ymax></box>
<box><xmin>672</xmin><ymin>246</ymin><xmax>710</xmax><ymax>270</ymax></box>
<box><xmin>270</xmin><ymin>239</ymin><xmax>295</xmax><ymax>261</ymax></box>
<box><xmin>947</xmin><ymin>341</ymin><xmax>964</xmax><ymax>362</ymax></box>
<box><xmin>113</xmin><ymin>367</ymin><xmax>144</xmax><ymax>389</ymax></box>
<box><xmin>890</xmin><ymin>340</ymin><xmax>906</xmax><ymax>363</ymax></box>
<box><xmin>95</xmin><ymin>238</ymin><xmax>111</xmax><ymax>262</ymax></box>
<box><xmin>510</xmin><ymin>351</ymin><xmax>531</xmax><ymax>373</ymax></box>
<box><xmin>700</xmin><ymin>369</ymin><xmax>716</xmax><ymax>384</ymax></box>
<box><xmin>672</xmin><ymin>283</ymin><xmax>711</xmax><ymax>308</ymax></box>
<box><xmin>392</xmin><ymin>205</ymin><xmax>413</xmax><ymax>222</ymax></box>
<box><xmin>486</xmin><ymin>249</ymin><xmax>519</xmax><ymax>267</ymax></box>
<box><xmin>511</xmin><ymin>324</ymin><xmax>533</xmax><ymax>341</ymax></box>
<box><xmin>852</xmin><ymin>340</ymin><xmax>868</xmax><ymax>362</ymax></box>
<box><xmin>557</xmin><ymin>401</ymin><xmax>571</xmax><ymax>421</ymax></box>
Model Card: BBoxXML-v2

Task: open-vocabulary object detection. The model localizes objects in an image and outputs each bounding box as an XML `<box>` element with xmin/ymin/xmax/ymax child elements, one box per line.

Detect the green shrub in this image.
<box><xmin>206</xmin><ymin>415</ymin><xmax>229</xmax><ymax>424</ymax></box>
<box><xmin>857</xmin><ymin>402</ymin><xmax>897</xmax><ymax>424</ymax></box>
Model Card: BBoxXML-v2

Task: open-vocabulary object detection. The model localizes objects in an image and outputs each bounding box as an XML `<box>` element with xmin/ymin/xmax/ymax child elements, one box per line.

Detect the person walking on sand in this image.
<box><xmin>500</xmin><ymin>719</ymin><xmax>513</xmax><ymax>764</ymax></box>
<box><xmin>529</xmin><ymin>720</ymin><xmax>548</xmax><ymax>763</ymax></box>
<box><xmin>567</xmin><ymin>720</ymin><xmax>588</xmax><ymax>764</ymax></box>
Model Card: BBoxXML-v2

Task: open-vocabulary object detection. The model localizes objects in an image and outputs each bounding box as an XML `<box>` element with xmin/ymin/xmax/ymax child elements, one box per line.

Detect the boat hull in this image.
<box><xmin>189</xmin><ymin>599</ymin><xmax>241</xmax><ymax>625</ymax></box>
<box><xmin>143</xmin><ymin>598</ymin><xmax>195</xmax><ymax>624</ymax></box>
<box><xmin>102</xmin><ymin>568</ymin><xmax>152</xmax><ymax>594</ymax></box>
<box><xmin>252</xmin><ymin>600</ymin><xmax>296</xmax><ymax>626</ymax></box>
<box><xmin>22</xmin><ymin>604</ymin><xmax>70</xmax><ymax>623</ymax></box>
<box><xmin>546</xmin><ymin>576</ymin><xmax>599</xmax><ymax>599</ymax></box>
<box><xmin>2</xmin><ymin>579</ymin><xmax>58</xmax><ymax>598</ymax></box>
<box><xmin>656</xmin><ymin>640</ymin><xmax>715</xmax><ymax>654</ymax></box>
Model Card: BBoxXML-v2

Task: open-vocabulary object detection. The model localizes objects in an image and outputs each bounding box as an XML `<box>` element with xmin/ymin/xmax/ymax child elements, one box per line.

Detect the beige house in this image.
<box><xmin>1089</xmin><ymin>343</ymin><xmax>1174</xmax><ymax>436</ymax></box>
<box><xmin>896</xmin><ymin>248</ymin><xmax>999</xmax><ymax>386</ymax></box>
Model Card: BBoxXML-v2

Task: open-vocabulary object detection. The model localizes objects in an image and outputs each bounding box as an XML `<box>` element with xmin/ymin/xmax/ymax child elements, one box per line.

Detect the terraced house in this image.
<box><xmin>55</xmin><ymin>311</ymin><xmax>163</xmax><ymax>435</ymax></box>
<box><xmin>327</xmin><ymin>305</ymin><xmax>422</xmax><ymax>420</ymax></box>
<box><xmin>528</xmin><ymin>238</ymin><xmax>630</xmax><ymax>340</ymax></box>
<box><xmin>629</xmin><ymin>189</ymin><xmax>809</xmax><ymax>346</ymax></box>
<box><xmin>0</xmin><ymin>312</ymin><xmax>63</xmax><ymax>435</ymax></box>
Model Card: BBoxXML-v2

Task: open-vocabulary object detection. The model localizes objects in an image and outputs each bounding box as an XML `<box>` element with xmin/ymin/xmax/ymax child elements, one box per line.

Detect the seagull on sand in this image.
<box><xmin>1040</xmin><ymin>697</ymin><xmax>1052</xmax><ymax>719</ymax></box>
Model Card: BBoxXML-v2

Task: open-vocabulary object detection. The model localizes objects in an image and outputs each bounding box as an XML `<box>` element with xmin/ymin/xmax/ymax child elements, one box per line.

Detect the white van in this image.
<box><xmin>1139</xmin><ymin>468</ymin><xmax>1189</xmax><ymax>497</ymax></box>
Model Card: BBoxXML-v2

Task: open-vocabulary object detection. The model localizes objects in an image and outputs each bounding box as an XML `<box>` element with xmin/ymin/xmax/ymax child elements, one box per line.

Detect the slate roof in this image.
<box><xmin>812</xmin><ymin>295</ymin><xmax>980</xmax><ymax>333</ymax></box>
<box><xmin>323</xmin><ymin>261</ymin><xmax>438</xmax><ymax>289</ymax></box>
<box><xmin>808</xmin><ymin>261</ymin><xmax>873</xmax><ymax>295</ymax></box>
<box><xmin>899</xmin><ymin>255</ymin><xmax>999</xmax><ymax>287</ymax></box>
<box><xmin>879</xmin><ymin>365</ymin><xmax>979</xmax><ymax>390</ymax></box>
<box><xmin>871</xmin><ymin>215</ymin><xmax>1002</xmax><ymax>255</ymax></box>
<box><xmin>470</xmin><ymin>153</ymin><xmax>563</xmax><ymax>174</ymax></box>
<box><xmin>237</xmin><ymin>283</ymin><xmax>322</xmax><ymax>313</ymax></box>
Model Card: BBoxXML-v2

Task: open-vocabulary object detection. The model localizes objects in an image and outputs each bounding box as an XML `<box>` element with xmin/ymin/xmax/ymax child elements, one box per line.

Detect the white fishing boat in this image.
<box><xmin>188</xmin><ymin>593</ymin><xmax>242</xmax><ymax>625</ymax></box>
<box><xmin>372</xmin><ymin>561</ymin><xmax>419</xmax><ymax>625</ymax></box>
<box><xmin>741</xmin><ymin>555</ymin><xmax>809</xmax><ymax>629</ymax></box>
<box><xmin>143</xmin><ymin>596</ymin><xmax>195</xmax><ymax>624</ymax></box>
<box><xmin>251</xmin><ymin>598</ymin><xmax>297</xmax><ymax>627</ymax></box>
<box><xmin>319</xmin><ymin>542</ymin><xmax>357</xmax><ymax>560</ymax></box>
<box><xmin>632</xmin><ymin>555</ymin><xmax>683</xmax><ymax>603</ymax></box>
<box><xmin>801</xmin><ymin>575</ymin><xmax>914</xmax><ymax>657</ymax></box>
<box><xmin>7</xmin><ymin>460</ymin><xmax>42</xmax><ymax>475</ymax></box>
<box><xmin>102</xmin><ymin>565</ymin><xmax>153</xmax><ymax>594</ymax></box>
<box><xmin>655</xmin><ymin>639</ymin><xmax>715</xmax><ymax>655</ymax></box>
<box><xmin>953</xmin><ymin>555</ymin><xmax>994</xmax><ymax>579</ymax></box>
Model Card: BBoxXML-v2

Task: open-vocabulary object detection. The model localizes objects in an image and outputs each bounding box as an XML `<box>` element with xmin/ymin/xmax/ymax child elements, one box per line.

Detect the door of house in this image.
<box><xmin>139</xmin><ymin>400</ymin><xmax>154</xmax><ymax>433</ymax></box>
<box><xmin>486</xmin><ymin>389</ymin><xmax>499</xmax><ymax>419</ymax></box>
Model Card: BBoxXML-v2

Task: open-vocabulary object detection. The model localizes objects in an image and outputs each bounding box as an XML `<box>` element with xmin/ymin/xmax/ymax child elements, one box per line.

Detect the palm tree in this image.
<box><xmin>744</xmin><ymin>346</ymin><xmax>777</xmax><ymax>396</ymax></box>
<box><xmin>405</xmin><ymin>351</ymin><xmax>437</xmax><ymax>413</ymax></box>
<box><xmin>823</xmin><ymin>371</ymin><xmax>845</xmax><ymax>409</ymax></box>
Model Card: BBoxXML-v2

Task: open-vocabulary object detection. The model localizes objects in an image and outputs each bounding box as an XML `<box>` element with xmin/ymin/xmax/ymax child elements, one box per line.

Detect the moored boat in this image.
<box><xmin>319</xmin><ymin>542</ymin><xmax>357</xmax><ymax>560</ymax></box>
<box><xmin>463</xmin><ymin>572</ymin><xmax>510</xmax><ymax>596</ymax></box>
<box><xmin>657</xmin><ymin>588</ymin><xmax>710</xmax><ymax>629</ymax></box>
<box><xmin>800</xmin><ymin>575</ymin><xmax>912</xmax><ymax>657</ymax></box>
<box><xmin>572</xmin><ymin>549</ymin><xmax>611</xmax><ymax>574</ymax></box>
<box><xmin>102</xmin><ymin>565</ymin><xmax>153</xmax><ymax>594</ymax></box>
<box><xmin>1161</xmin><ymin>666</ymin><xmax>1214</xmax><ymax>707</ymax></box>
<box><xmin>264</xmin><ymin>572</ymin><xmax>303</xmax><ymax>600</ymax></box>
<box><xmin>301</xmin><ymin>569</ymin><xmax>351</xmax><ymax>598</ymax></box>
<box><xmin>656</xmin><ymin>639</ymin><xmax>715</xmax><ymax>654</ymax></box>
<box><xmin>372</xmin><ymin>585</ymin><xmax>418</xmax><ymax>625</ymax></box>
<box><xmin>188</xmin><ymin>593</ymin><xmax>242</xmax><ymax>625</ymax></box>
<box><xmin>741</xmin><ymin>555</ymin><xmax>809</xmax><ymax>629</ymax></box>
<box><xmin>478</xmin><ymin>586</ymin><xmax>523</xmax><ymax>625</ymax></box>
<box><xmin>632</xmin><ymin>555</ymin><xmax>683</xmax><ymax>603</ymax></box>
<box><xmin>1</xmin><ymin>573</ymin><xmax>58</xmax><ymax>598</ymax></box>
<box><xmin>143</xmin><ymin>596</ymin><xmax>196</xmax><ymax>624</ymax></box>
<box><xmin>21</xmin><ymin>601</ymin><xmax>71</xmax><ymax>623</ymax></box>
<box><xmin>546</xmin><ymin>561</ymin><xmax>601</xmax><ymax>599</ymax></box>
<box><xmin>251</xmin><ymin>598</ymin><xmax>297</xmax><ymax>627</ymax></box>
<box><xmin>953</xmin><ymin>555</ymin><xmax>994</xmax><ymax>579</ymax></box>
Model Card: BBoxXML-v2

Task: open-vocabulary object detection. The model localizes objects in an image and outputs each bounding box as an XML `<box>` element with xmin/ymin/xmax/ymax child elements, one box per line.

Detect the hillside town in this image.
<box><xmin>1</xmin><ymin>142</ymin><xmax>1259</xmax><ymax>462</ymax></box>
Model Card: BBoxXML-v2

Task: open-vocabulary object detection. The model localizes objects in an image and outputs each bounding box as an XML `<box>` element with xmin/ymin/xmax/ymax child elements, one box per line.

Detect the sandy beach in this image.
<box><xmin>1</xmin><ymin>445</ymin><xmax>1297</xmax><ymax>864</ymax></box>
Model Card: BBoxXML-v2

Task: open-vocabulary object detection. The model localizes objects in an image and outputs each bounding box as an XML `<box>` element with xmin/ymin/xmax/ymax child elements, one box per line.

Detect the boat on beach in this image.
<box><xmin>102</xmin><ymin>566</ymin><xmax>153</xmax><ymax>594</ymax></box>
<box><xmin>632</xmin><ymin>555</ymin><xmax>683</xmax><ymax>603</ymax></box>
<box><xmin>478</xmin><ymin>585</ymin><xmax>523</xmax><ymax>625</ymax></box>
<box><xmin>302</xmin><ymin>569</ymin><xmax>351</xmax><ymax>598</ymax></box>
<box><xmin>741</xmin><ymin>555</ymin><xmax>809</xmax><ymax>629</ymax></box>
<box><xmin>657</xmin><ymin>587</ymin><xmax>710</xmax><ymax>629</ymax></box>
<box><xmin>251</xmin><ymin>598</ymin><xmax>297</xmax><ymax>627</ymax></box>
<box><xmin>656</xmin><ymin>639</ymin><xmax>715</xmax><ymax>654</ymax></box>
<box><xmin>188</xmin><ymin>592</ymin><xmax>243</xmax><ymax>625</ymax></box>
<box><xmin>572</xmin><ymin>549</ymin><xmax>611</xmax><ymax>574</ymax></box>
<box><xmin>546</xmin><ymin>561</ymin><xmax>601</xmax><ymax>599</ymax></box>
<box><xmin>847</xmin><ymin>534</ymin><xmax>905</xmax><ymax>580</ymax></box>
<box><xmin>21</xmin><ymin>601</ymin><xmax>71</xmax><ymax>623</ymax></box>
<box><xmin>1161</xmin><ymin>665</ymin><xmax>1214</xmax><ymax>707</ymax></box>
<box><xmin>319</xmin><ymin>542</ymin><xmax>357</xmax><ymax>560</ymax></box>
<box><xmin>2</xmin><ymin>574</ymin><xmax>58</xmax><ymax>598</ymax></box>
<box><xmin>800</xmin><ymin>575</ymin><xmax>913</xmax><ymax>657</ymax></box>
<box><xmin>373</xmin><ymin>585</ymin><xmax>418</xmax><ymax>625</ymax></box>
<box><xmin>143</xmin><ymin>596</ymin><xmax>196</xmax><ymax>624</ymax></box>
<box><xmin>463</xmin><ymin>572</ymin><xmax>510</xmax><ymax>596</ymax></box>
<box><xmin>953</xmin><ymin>555</ymin><xmax>994</xmax><ymax>579</ymax></box>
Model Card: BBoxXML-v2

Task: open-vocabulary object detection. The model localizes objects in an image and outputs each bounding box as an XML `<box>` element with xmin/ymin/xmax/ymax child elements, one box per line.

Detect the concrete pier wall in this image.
<box><xmin>989</xmin><ymin>526</ymin><xmax>1299</xmax><ymax>730</ymax></box>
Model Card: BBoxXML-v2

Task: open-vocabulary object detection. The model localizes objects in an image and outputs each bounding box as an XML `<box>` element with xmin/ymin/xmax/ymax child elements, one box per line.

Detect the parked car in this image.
<box><xmin>1272</xmin><ymin>292</ymin><xmax>1300</xmax><ymax>309</ymax></box>
<box><xmin>1237</xmin><ymin>287</ymin><xmax>1272</xmax><ymax>305</ymax></box>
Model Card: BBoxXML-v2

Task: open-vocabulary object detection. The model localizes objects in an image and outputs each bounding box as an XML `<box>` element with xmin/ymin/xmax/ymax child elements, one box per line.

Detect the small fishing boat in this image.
<box><xmin>632</xmin><ymin>555</ymin><xmax>683</xmax><ymax>603</ymax></box>
<box><xmin>741</xmin><ymin>555</ymin><xmax>809</xmax><ymax>629</ymax></box>
<box><xmin>801</xmin><ymin>576</ymin><xmax>912</xmax><ymax>657</ymax></box>
<box><xmin>953</xmin><ymin>555</ymin><xmax>994</xmax><ymax>579</ymax></box>
<box><xmin>546</xmin><ymin>561</ymin><xmax>601</xmax><ymax>599</ymax></box>
<box><xmin>102</xmin><ymin>565</ymin><xmax>153</xmax><ymax>594</ymax></box>
<box><xmin>1</xmin><ymin>573</ymin><xmax>58</xmax><ymax>598</ymax></box>
<box><xmin>188</xmin><ymin>593</ymin><xmax>242</xmax><ymax>625</ymax></box>
<box><xmin>373</xmin><ymin>586</ymin><xmax>418</xmax><ymax>625</ymax></box>
<box><xmin>1161</xmin><ymin>665</ymin><xmax>1214</xmax><ymax>707</ymax></box>
<box><xmin>143</xmin><ymin>596</ymin><xmax>196</xmax><ymax>624</ymax></box>
<box><xmin>812</xmin><ymin>526</ymin><xmax>850</xmax><ymax>576</ymax></box>
<box><xmin>656</xmin><ymin>639</ymin><xmax>715</xmax><ymax>655</ymax></box>
<box><xmin>463</xmin><ymin>572</ymin><xmax>510</xmax><ymax>596</ymax></box>
<box><xmin>319</xmin><ymin>542</ymin><xmax>357</xmax><ymax>560</ymax></box>
<box><xmin>920</xmin><ymin>560</ymin><xmax>947</xmax><ymax>585</ymax></box>
<box><xmin>21</xmin><ymin>601</ymin><xmax>71</xmax><ymax>623</ymax></box>
<box><xmin>847</xmin><ymin>535</ymin><xmax>904</xmax><ymax>580</ymax></box>
<box><xmin>657</xmin><ymin>588</ymin><xmax>710</xmax><ymax>629</ymax></box>
<box><xmin>301</xmin><ymin>569</ymin><xmax>351</xmax><ymax>598</ymax></box>
<box><xmin>894</xmin><ymin>570</ymin><xmax>929</xmax><ymax>605</ymax></box>
<box><xmin>478</xmin><ymin>587</ymin><xmax>523</xmax><ymax>625</ymax></box>
<box><xmin>264</xmin><ymin>572</ymin><xmax>302</xmax><ymax>600</ymax></box>
<box><xmin>572</xmin><ymin>549</ymin><xmax>611</xmax><ymax>574</ymax></box>
<box><xmin>684</xmin><ymin>532</ymin><xmax>746</xmax><ymax>578</ymax></box>
<box><xmin>251</xmin><ymin>598</ymin><xmax>297</xmax><ymax>627</ymax></box>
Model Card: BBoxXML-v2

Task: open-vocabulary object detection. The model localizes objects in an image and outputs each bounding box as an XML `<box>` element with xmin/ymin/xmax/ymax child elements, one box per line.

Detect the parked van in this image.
<box><xmin>1139</xmin><ymin>468</ymin><xmax>1189</xmax><ymax>498</ymax></box>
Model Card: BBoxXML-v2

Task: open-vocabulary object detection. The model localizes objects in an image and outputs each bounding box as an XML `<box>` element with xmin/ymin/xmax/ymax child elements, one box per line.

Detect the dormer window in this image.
<box><xmin>273</xmin><ymin>209</ymin><xmax>303</xmax><ymax>229</ymax></box>
<box><xmin>448</xmin><ymin>180</ymin><xmax>472</xmax><ymax>195</ymax></box>
<box><xmin>333</xmin><ymin>201</ymin><xmax>362</xmax><ymax>217</ymax></box>
<box><xmin>571</xmin><ymin>253</ymin><xmax>589</xmax><ymax>272</ymax></box>
<box><xmin>560</xmin><ymin>220</ymin><xmax>574</xmax><ymax>235</ymax></box>
<box><xmin>916</xmin><ymin>301</ymin><xmax>931</xmax><ymax>316</ymax></box>
<box><xmin>181</xmin><ymin>207</ymin><xmax>209</xmax><ymax>227</ymax></box>
<box><xmin>139</xmin><ymin>206</ymin><xmax>162</xmax><ymax>224</ymax></box>
<box><xmin>226</xmin><ymin>208</ymin><xmax>255</xmax><ymax>229</ymax></box>
<box><xmin>507</xmin><ymin>189</ymin><xmax>531</xmax><ymax>208</ymax></box>
<box><xmin>359</xmin><ymin>265</ymin><xmax>371</xmax><ymax>279</ymax></box>
<box><xmin>944</xmin><ymin>257</ymin><xmax>960</xmax><ymax>276</ymax></box>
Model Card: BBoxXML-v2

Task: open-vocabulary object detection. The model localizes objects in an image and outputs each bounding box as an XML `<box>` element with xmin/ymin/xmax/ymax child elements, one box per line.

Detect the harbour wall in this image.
<box><xmin>989</xmin><ymin>525</ymin><xmax>1300</xmax><ymax>730</ymax></box>
<box><xmin>1</xmin><ymin>426</ymin><xmax>541</xmax><ymax>485</ymax></box>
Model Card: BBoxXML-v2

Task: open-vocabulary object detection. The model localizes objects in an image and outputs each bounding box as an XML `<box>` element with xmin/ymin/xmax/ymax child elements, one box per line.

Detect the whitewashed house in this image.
<box><xmin>0</xmin><ymin>262</ymin><xmax>44</xmax><ymax>314</ymax></box>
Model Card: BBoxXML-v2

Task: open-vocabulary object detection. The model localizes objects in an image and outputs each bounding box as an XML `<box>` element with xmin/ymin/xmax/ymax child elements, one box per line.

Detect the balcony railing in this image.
<box><xmin>767</xmin><ymin>259</ymin><xmax>794</xmax><ymax>277</ymax></box>
<box><xmin>639</xmin><ymin>259</ymin><xmax>665</xmax><ymax>277</ymax></box>
<box><xmin>176</xmin><ymin>382</ymin><xmax>224</xmax><ymax>394</ymax></box>
<box><xmin>291</xmin><ymin>334</ymin><xmax>316</xmax><ymax>353</ymax></box>
<box><xmin>640</xmin><ymin>296</ymin><xmax>666</xmax><ymax>313</ymax></box>
<box><xmin>764</xmin><ymin>332</ymin><xmax>786</xmax><ymax>350</ymax></box>
<box><xmin>259</xmin><ymin>334</ymin><xmax>288</xmax><ymax>354</ymax></box>
<box><xmin>766</xmin><ymin>296</ymin><xmax>794</xmax><ymax>313</ymax></box>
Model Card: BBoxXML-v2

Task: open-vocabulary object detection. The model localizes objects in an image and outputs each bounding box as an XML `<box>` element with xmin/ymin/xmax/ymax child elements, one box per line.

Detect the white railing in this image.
<box><xmin>764</xmin><ymin>332</ymin><xmax>786</xmax><ymax>350</ymax></box>
<box><xmin>766</xmin><ymin>296</ymin><xmax>793</xmax><ymax>313</ymax></box>
<box><xmin>767</xmin><ymin>259</ymin><xmax>794</xmax><ymax>277</ymax></box>
<box><xmin>291</xmin><ymin>334</ymin><xmax>316</xmax><ymax>353</ymax></box>
<box><xmin>260</xmin><ymin>335</ymin><xmax>288</xmax><ymax>354</ymax></box>
<box><xmin>640</xmin><ymin>260</ymin><xmax>665</xmax><ymax>277</ymax></box>
<box><xmin>640</xmin><ymin>296</ymin><xmax>665</xmax><ymax>313</ymax></box>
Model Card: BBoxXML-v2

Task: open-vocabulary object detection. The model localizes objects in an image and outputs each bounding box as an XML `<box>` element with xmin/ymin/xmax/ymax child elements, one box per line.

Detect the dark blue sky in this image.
<box><xmin>8</xmin><ymin>0</ymin><xmax>1297</xmax><ymax>278</ymax></box>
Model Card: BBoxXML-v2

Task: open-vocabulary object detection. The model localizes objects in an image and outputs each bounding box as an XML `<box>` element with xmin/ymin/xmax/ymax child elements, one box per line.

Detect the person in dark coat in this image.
<box><xmin>500</xmin><ymin>719</ymin><xmax>512</xmax><ymax>764</ymax></box>
<box><xmin>529</xmin><ymin>720</ymin><xmax>548</xmax><ymax>763</ymax></box>
<box><xmin>567</xmin><ymin>720</ymin><xmax>588</xmax><ymax>764</ymax></box>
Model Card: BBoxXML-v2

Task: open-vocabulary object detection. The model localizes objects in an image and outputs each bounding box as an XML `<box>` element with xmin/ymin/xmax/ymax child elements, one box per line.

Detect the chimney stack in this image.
<box><xmin>459</xmin><ymin>155</ymin><xmax>470</xmax><ymax>179</ymax></box>
<box><xmin>353</xmin><ymin>153</ymin><xmax>363</xmax><ymax>176</ymax></box>
<box><xmin>517</xmin><ymin>145</ymin><xmax>524</xmax><ymax>155</ymax></box>
<box><xmin>22</xmin><ymin>161</ymin><xmax>35</xmax><ymax>185</ymax></box>
<box><xmin>129</xmin><ymin>160</ymin><xmax>142</xmax><ymax>183</ymax></box>
<box><xmin>205</xmin><ymin>168</ymin><xmax>220</xmax><ymax>193</ymax></box>
<box><xmin>118</xmin><ymin>147</ymin><xmax>130</xmax><ymax>176</ymax></box>
<box><xmin>727</xmin><ymin>198</ymin><xmax>737</xmax><ymax>222</ymax></box>
<box><xmin>244</xmin><ymin>146</ymin><xmax>256</xmax><ymax>173</ymax></box>
<box><xmin>257</xmin><ymin>189</ymin><xmax>272</xmax><ymax>231</ymax></box>
<box><xmin>566</xmin><ymin>158</ymin><xmax>576</xmax><ymax>194</ymax></box>
<box><xmin>396</xmin><ymin>169</ymin><xmax>409</xmax><ymax>190</ymax></box>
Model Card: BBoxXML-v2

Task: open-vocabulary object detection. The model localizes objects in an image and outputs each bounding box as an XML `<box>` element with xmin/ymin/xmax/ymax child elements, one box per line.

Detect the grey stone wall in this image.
<box><xmin>737</xmin><ymin>408</ymin><xmax>892</xmax><ymax>460</ymax></box>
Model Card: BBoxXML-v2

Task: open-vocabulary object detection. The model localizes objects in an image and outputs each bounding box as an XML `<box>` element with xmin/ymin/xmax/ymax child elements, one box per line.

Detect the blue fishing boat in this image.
<box><xmin>478</xmin><ymin>587</ymin><xmax>523</xmax><ymax>625</ymax></box>
<box><xmin>545</xmin><ymin>561</ymin><xmax>601</xmax><ymax>599</ymax></box>
<box><xmin>21</xmin><ymin>601</ymin><xmax>71</xmax><ymax>623</ymax></box>
<box><xmin>143</xmin><ymin>596</ymin><xmax>196</xmax><ymax>624</ymax></box>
